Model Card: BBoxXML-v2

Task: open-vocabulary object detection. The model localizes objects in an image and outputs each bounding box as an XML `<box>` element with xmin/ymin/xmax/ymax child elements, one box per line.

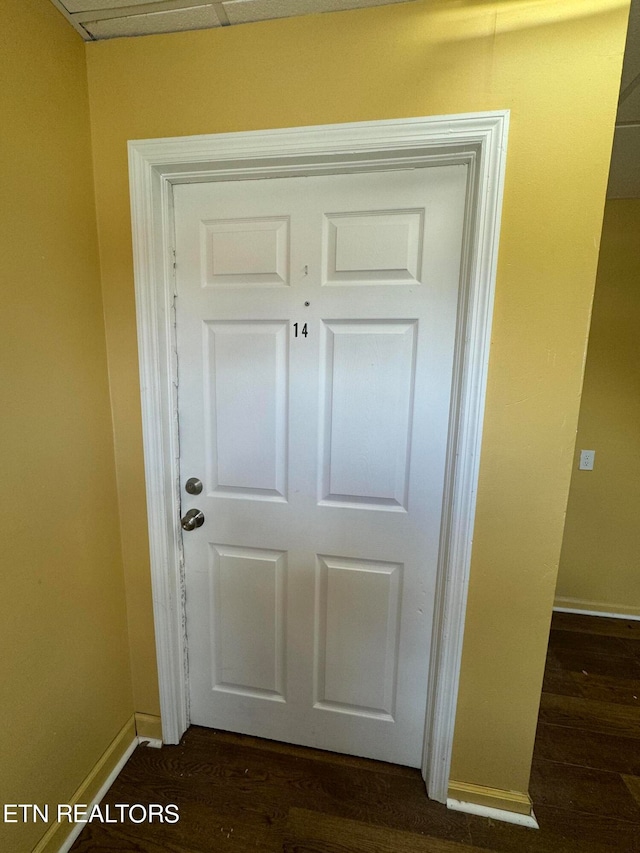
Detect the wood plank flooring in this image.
<box><xmin>70</xmin><ymin>612</ymin><xmax>640</xmax><ymax>852</ymax></box>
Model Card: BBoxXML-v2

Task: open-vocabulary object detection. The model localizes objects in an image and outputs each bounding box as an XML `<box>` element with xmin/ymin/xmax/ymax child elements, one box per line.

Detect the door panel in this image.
<box><xmin>210</xmin><ymin>544</ymin><xmax>287</xmax><ymax>700</ymax></box>
<box><xmin>175</xmin><ymin>165</ymin><xmax>467</xmax><ymax>767</ymax></box>
<box><xmin>203</xmin><ymin>217</ymin><xmax>290</xmax><ymax>287</ymax></box>
<box><xmin>320</xmin><ymin>320</ymin><xmax>416</xmax><ymax>508</ymax></box>
<box><xmin>205</xmin><ymin>320</ymin><xmax>288</xmax><ymax>499</ymax></box>
<box><xmin>315</xmin><ymin>554</ymin><xmax>402</xmax><ymax>718</ymax></box>
<box><xmin>324</xmin><ymin>209</ymin><xmax>424</xmax><ymax>285</ymax></box>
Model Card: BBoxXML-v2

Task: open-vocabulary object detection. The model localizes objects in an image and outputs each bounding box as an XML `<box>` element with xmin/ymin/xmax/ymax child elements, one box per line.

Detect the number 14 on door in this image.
<box><xmin>293</xmin><ymin>322</ymin><xmax>308</xmax><ymax>338</ymax></box>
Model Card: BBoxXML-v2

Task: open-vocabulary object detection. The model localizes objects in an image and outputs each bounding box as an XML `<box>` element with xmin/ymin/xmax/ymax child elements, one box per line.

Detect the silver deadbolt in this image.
<box><xmin>181</xmin><ymin>508</ymin><xmax>205</xmax><ymax>531</ymax></box>
<box><xmin>185</xmin><ymin>477</ymin><xmax>203</xmax><ymax>495</ymax></box>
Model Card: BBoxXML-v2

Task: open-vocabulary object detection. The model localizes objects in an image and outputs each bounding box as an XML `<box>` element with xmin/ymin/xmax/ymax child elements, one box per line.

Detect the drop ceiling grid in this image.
<box><xmin>222</xmin><ymin>0</ymin><xmax>410</xmax><ymax>25</ymax></box>
<box><xmin>50</xmin><ymin>0</ymin><xmax>414</xmax><ymax>40</ymax></box>
<box><xmin>84</xmin><ymin>5</ymin><xmax>222</xmax><ymax>38</ymax></box>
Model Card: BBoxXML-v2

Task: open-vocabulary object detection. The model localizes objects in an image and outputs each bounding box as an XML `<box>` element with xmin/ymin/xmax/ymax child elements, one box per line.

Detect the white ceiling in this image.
<box><xmin>48</xmin><ymin>0</ymin><xmax>414</xmax><ymax>40</ymax></box>
<box><xmin>47</xmin><ymin>0</ymin><xmax>639</xmax><ymax>197</ymax></box>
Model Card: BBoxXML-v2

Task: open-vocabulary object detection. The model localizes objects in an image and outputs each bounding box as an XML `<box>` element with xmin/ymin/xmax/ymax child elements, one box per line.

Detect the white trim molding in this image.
<box><xmin>128</xmin><ymin>113</ymin><xmax>509</xmax><ymax>804</ymax></box>
<box><xmin>447</xmin><ymin>778</ymin><xmax>535</xmax><ymax>824</ymax></box>
<box><xmin>554</xmin><ymin>601</ymin><xmax>640</xmax><ymax>621</ymax></box>
<box><xmin>32</xmin><ymin>717</ymin><xmax>139</xmax><ymax>853</ymax></box>
<box><xmin>55</xmin><ymin>739</ymin><xmax>139</xmax><ymax>853</ymax></box>
<box><xmin>448</xmin><ymin>799</ymin><xmax>539</xmax><ymax>829</ymax></box>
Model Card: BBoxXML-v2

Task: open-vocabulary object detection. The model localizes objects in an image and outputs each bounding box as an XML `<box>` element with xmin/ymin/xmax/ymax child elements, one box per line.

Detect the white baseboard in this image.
<box><xmin>32</xmin><ymin>716</ymin><xmax>157</xmax><ymax>853</ymax></box>
<box><xmin>447</xmin><ymin>798</ymin><xmax>539</xmax><ymax>828</ymax></box>
<box><xmin>554</xmin><ymin>602</ymin><xmax>640</xmax><ymax>621</ymax></box>
<box><xmin>134</xmin><ymin>712</ymin><xmax>163</xmax><ymax>743</ymax></box>
<box><xmin>55</xmin><ymin>737</ymin><xmax>139</xmax><ymax>853</ymax></box>
<box><xmin>137</xmin><ymin>736</ymin><xmax>163</xmax><ymax>749</ymax></box>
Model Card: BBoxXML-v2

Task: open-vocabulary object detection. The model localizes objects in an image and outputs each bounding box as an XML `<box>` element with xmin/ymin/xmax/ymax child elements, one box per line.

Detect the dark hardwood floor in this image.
<box><xmin>71</xmin><ymin>612</ymin><xmax>640</xmax><ymax>852</ymax></box>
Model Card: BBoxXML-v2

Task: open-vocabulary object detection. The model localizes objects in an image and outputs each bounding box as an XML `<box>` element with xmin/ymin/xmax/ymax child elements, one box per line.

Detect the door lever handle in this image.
<box><xmin>181</xmin><ymin>508</ymin><xmax>205</xmax><ymax>531</ymax></box>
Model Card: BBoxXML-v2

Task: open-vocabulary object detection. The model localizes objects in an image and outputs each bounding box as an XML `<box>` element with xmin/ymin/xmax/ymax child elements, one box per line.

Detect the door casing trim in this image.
<box><xmin>128</xmin><ymin>112</ymin><xmax>509</xmax><ymax>803</ymax></box>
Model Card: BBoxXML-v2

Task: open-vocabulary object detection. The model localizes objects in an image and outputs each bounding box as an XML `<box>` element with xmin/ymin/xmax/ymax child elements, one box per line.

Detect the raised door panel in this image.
<box><xmin>210</xmin><ymin>544</ymin><xmax>287</xmax><ymax>701</ymax></box>
<box><xmin>323</xmin><ymin>209</ymin><xmax>424</xmax><ymax>285</ymax></box>
<box><xmin>314</xmin><ymin>555</ymin><xmax>402</xmax><ymax>719</ymax></box>
<box><xmin>319</xmin><ymin>320</ymin><xmax>417</xmax><ymax>510</ymax></box>
<box><xmin>202</xmin><ymin>217</ymin><xmax>290</xmax><ymax>287</ymax></box>
<box><xmin>205</xmin><ymin>321</ymin><xmax>288</xmax><ymax>500</ymax></box>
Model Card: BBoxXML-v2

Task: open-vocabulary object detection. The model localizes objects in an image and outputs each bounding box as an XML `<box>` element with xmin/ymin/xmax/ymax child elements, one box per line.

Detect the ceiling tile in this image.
<box><xmin>222</xmin><ymin>0</ymin><xmax>412</xmax><ymax>25</ymax></box>
<box><xmin>83</xmin><ymin>4</ymin><xmax>221</xmax><ymax>38</ymax></box>
<box><xmin>62</xmin><ymin>0</ymin><xmax>160</xmax><ymax>11</ymax></box>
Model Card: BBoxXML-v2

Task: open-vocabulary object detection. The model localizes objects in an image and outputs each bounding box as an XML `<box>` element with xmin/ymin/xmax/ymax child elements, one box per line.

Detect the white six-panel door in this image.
<box><xmin>174</xmin><ymin>165</ymin><xmax>467</xmax><ymax>767</ymax></box>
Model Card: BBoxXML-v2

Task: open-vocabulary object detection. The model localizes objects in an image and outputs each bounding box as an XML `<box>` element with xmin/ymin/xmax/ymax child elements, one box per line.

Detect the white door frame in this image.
<box><xmin>128</xmin><ymin>113</ymin><xmax>509</xmax><ymax>803</ymax></box>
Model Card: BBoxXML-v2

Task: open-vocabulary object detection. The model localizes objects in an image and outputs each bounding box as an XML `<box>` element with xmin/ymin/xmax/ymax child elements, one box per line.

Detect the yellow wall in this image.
<box><xmin>557</xmin><ymin>199</ymin><xmax>640</xmax><ymax>617</ymax></box>
<box><xmin>85</xmin><ymin>0</ymin><xmax>628</xmax><ymax>798</ymax></box>
<box><xmin>0</xmin><ymin>2</ymin><xmax>133</xmax><ymax>850</ymax></box>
